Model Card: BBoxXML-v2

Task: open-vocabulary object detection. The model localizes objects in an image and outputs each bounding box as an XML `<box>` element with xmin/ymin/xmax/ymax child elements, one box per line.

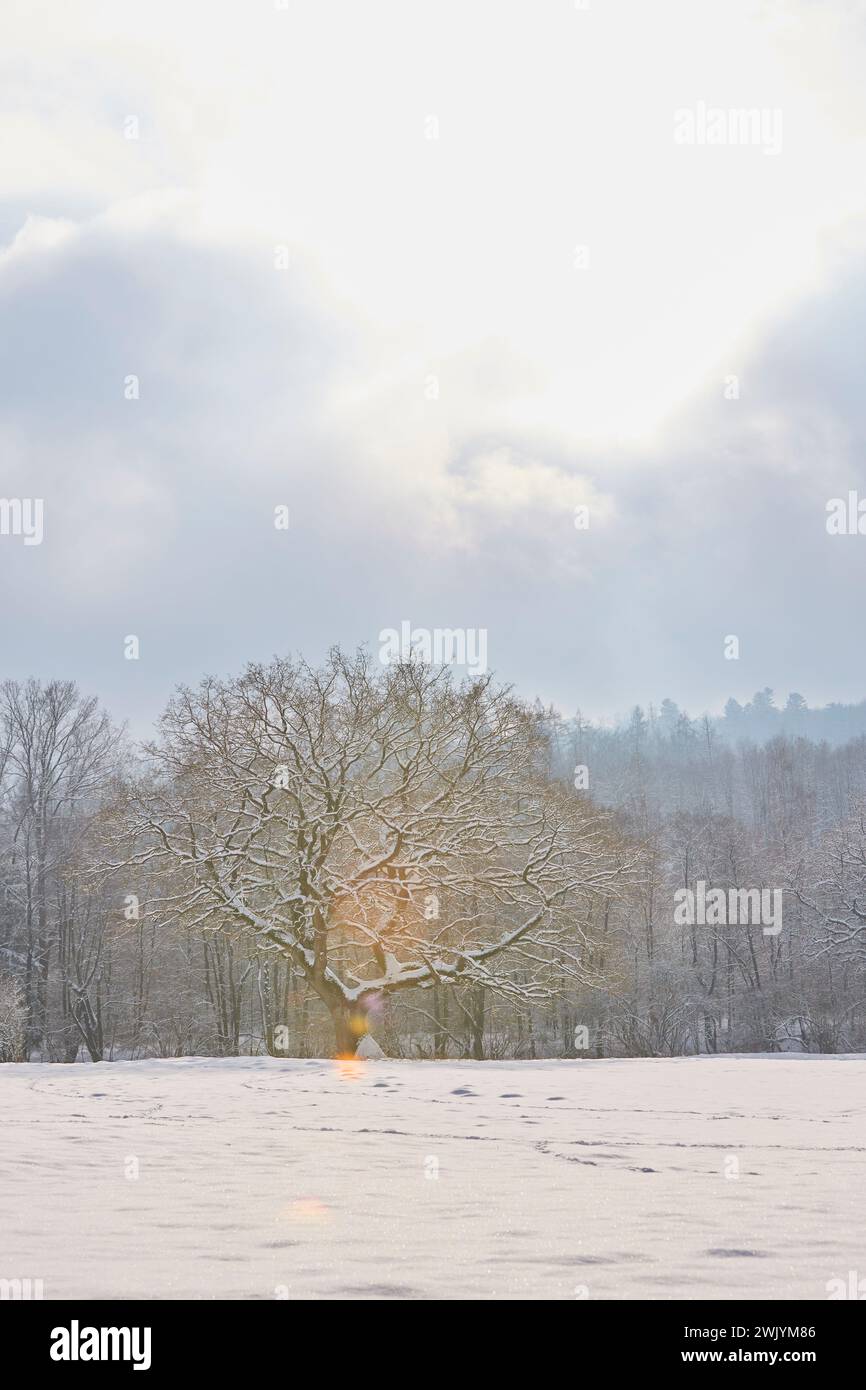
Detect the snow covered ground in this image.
<box><xmin>1</xmin><ymin>1054</ymin><xmax>864</xmax><ymax>1300</ymax></box>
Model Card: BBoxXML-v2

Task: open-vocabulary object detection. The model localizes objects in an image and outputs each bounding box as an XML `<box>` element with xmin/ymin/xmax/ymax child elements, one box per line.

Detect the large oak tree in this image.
<box><xmin>116</xmin><ymin>649</ymin><xmax>635</xmax><ymax>1055</ymax></box>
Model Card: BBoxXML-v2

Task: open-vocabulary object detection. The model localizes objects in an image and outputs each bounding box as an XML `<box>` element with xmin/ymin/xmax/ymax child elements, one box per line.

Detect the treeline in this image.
<box><xmin>1</xmin><ymin>666</ymin><xmax>865</xmax><ymax>1062</ymax></box>
<box><xmin>591</xmin><ymin>690</ymin><xmax>866</xmax><ymax>751</ymax></box>
<box><xmin>549</xmin><ymin>709</ymin><xmax>866</xmax><ymax>1053</ymax></box>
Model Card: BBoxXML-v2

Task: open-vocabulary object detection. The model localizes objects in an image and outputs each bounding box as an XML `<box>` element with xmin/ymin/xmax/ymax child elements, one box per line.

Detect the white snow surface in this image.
<box><xmin>2</xmin><ymin>1054</ymin><xmax>864</xmax><ymax>1300</ymax></box>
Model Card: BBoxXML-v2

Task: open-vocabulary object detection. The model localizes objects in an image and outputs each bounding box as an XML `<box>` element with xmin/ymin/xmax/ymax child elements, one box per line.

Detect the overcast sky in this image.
<box><xmin>2</xmin><ymin>0</ymin><xmax>866</xmax><ymax>735</ymax></box>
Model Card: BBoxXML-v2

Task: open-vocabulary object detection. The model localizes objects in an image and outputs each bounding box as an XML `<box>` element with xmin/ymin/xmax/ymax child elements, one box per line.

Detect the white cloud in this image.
<box><xmin>3</xmin><ymin>0</ymin><xmax>866</xmax><ymax>725</ymax></box>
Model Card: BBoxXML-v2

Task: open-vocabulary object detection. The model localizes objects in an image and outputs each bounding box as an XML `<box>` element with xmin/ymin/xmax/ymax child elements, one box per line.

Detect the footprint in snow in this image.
<box><xmin>706</xmin><ymin>1248</ymin><xmax>769</xmax><ymax>1258</ymax></box>
<box><xmin>451</xmin><ymin>1087</ymin><xmax>476</xmax><ymax>1096</ymax></box>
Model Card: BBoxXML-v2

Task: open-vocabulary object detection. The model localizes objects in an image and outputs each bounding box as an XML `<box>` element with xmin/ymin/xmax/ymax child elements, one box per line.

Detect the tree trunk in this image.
<box><xmin>470</xmin><ymin>984</ymin><xmax>485</xmax><ymax>1060</ymax></box>
<box><xmin>333</xmin><ymin>1005</ymin><xmax>359</xmax><ymax>1057</ymax></box>
<box><xmin>432</xmin><ymin>986</ymin><xmax>447</xmax><ymax>1058</ymax></box>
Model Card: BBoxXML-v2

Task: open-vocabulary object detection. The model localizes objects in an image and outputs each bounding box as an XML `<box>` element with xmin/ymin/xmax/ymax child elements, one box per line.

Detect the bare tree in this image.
<box><xmin>795</xmin><ymin>803</ymin><xmax>866</xmax><ymax>969</ymax></box>
<box><xmin>112</xmin><ymin>650</ymin><xmax>636</xmax><ymax>1055</ymax></box>
<box><xmin>0</xmin><ymin>969</ymin><xmax>25</xmax><ymax>1061</ymax></box>
<box><xmin>0</xmin><ymin>679</ymin><xmax>118</xmax><ymax>1057</ymax></box>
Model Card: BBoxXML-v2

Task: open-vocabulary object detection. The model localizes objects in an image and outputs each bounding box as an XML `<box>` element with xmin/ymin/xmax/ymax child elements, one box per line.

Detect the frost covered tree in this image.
<box><xmin>0</xmin><ymin>679</ymin><xmax>119</xmax><ymax>1058</ymax></box>
<box><xmin>795</xmin><ymin>803</ymin><xmax>866</xmax><ymax>969</ymax></box>
<box><xmin>0</xmin><ymin>969</ymin><xmax>25</xmax><ymax>1061</ymax></box>
<box><xmin>113</xmin><ymin>650</ymin><xmax>636</xmax><ymax>1056</ymax></box>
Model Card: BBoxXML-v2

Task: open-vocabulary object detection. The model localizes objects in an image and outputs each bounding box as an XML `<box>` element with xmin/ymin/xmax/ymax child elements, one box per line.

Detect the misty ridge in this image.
<box><xmin>576</xmin><ymin>689</ymin><xmax>866</xmax><ymax>752</ymax></box>
<box><xmin>2</xmin><ymin>652</ymin><xmax>866</xmax><ymax>1069</ymax></box>
<box><xmin>549</xmin><ymin>688</ymin><xmax>866</xmax><ymax>818</ymax></box>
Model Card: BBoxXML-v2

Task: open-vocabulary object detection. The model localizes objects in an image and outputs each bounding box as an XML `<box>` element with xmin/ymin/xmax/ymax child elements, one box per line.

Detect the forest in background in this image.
<box><xmin>2</xmin><ymin>665</ymin><xmax>866</xmax><ymax>1063</ymax></box>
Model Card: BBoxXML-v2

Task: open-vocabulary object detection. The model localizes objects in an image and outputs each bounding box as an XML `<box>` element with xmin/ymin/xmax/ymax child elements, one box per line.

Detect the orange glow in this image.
<box><xmin>333</xmin><ymin>1055</ymin><xmax>365</xmax><ymax>1081</ymax></box>
<box><xmin>279</xmin><ymin>1198</ymin><xmax>332</xmax><ymax>1224</ymax></box>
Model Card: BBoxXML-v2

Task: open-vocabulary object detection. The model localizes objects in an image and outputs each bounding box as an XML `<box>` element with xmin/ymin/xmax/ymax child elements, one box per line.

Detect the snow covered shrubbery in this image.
<box><xmin>0</xmin><ymin>972</ymin><xmax>26</xmax><ymax>1062</ymax></box>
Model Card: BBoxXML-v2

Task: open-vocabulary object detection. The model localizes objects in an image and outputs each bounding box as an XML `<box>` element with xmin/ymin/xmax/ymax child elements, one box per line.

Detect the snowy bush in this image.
<box><xmin>0</xmin><ymin>972</ymin><xmax>26</xmax><ymax>1062</ymax></box>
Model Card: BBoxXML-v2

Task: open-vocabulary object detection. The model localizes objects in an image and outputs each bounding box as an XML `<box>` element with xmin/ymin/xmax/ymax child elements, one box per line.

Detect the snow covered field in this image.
<box><xmin>1</xmin><ymin>1055</ymin><xmax>864</xmax><ymax>1301</ymax></box>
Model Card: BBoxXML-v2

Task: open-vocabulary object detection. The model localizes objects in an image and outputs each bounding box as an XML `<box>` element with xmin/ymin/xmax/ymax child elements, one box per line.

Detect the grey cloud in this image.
<box><xmin>3</xmin><ymin>212</ymin><xmax>866</xmax><ymax>734</ymax></box>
